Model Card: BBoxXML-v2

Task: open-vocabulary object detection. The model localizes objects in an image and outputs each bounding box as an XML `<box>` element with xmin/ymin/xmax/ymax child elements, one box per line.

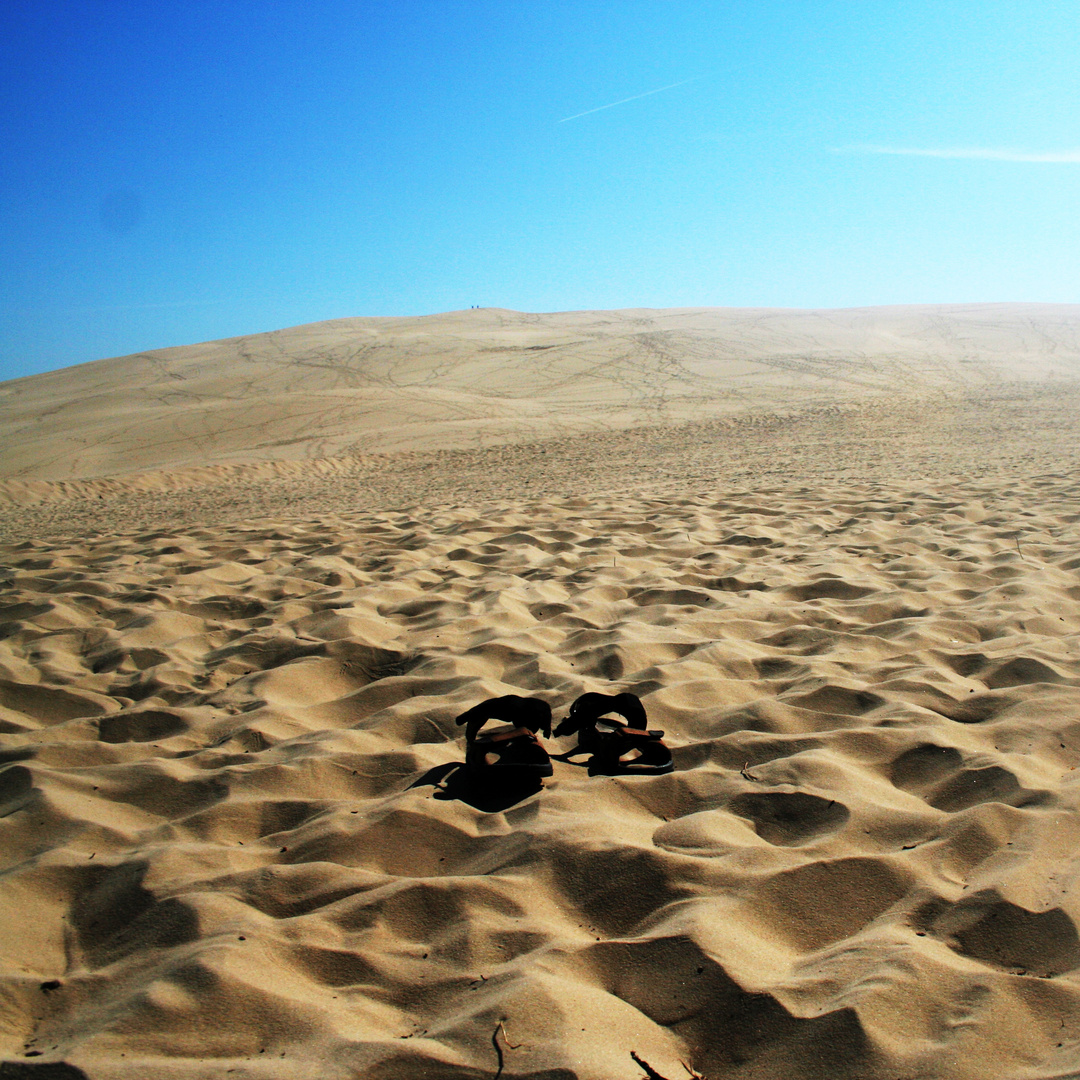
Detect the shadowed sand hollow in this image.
<box><xmin>3</xmin><ymin>306</ymin><xmax>1080</xmax><ymax>1079</ymax></box>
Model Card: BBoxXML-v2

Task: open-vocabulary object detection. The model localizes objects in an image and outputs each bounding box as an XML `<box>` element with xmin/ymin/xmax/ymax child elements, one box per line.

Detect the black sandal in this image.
<box><xmin>456</xmin><ymin>695</ymin><xmax>554</xmax><ymax>777</ymax></box>
<box><xmin>554</xmin><ymin>692</ymin><xmax>674</xmax><ymax>776</ymax></box>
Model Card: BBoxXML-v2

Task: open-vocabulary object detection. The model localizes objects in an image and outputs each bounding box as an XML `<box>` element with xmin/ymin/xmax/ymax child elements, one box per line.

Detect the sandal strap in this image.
<box><xmin>601</xmin><ymin>722</ymin><xmax>665</xmax><ymax>739</ymax></box>
<box><xmin>479</xmin><ymin>726</ymin><xmax>535</xmax><ymax>743</ymax></box>
<box><xmin>458</xmin><ymin>696</ymin><xmax>553</xmax><ymax>742</ymax></box>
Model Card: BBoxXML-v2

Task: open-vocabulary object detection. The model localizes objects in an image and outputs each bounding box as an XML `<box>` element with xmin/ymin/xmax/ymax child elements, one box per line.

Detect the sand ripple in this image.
<box><xmin>3</xmin><ymin>473</ymin><xmax>1080</xmax><ymax>1078</ymax></box>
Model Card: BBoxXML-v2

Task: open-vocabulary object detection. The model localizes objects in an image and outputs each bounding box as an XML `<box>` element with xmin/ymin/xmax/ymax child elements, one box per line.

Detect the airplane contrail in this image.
<box><xmin>558</xmin><ymin>78</ymin><xmax>698</xmax><ymax>123</ymax></box>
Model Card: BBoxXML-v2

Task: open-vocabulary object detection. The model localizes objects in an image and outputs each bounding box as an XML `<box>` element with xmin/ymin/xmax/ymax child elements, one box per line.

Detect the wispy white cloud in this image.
<box><xmin>838</xmin><ymin>144</ymin><xmax>1080</xmax><ymax>163</ymax></box>
<box><xmin>558</xmin><ymin>78</ymin><xmax>698</xmax><ymax>123</ymax></box>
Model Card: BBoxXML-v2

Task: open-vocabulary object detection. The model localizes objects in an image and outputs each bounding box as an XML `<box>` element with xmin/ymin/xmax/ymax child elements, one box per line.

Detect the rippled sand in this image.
<box><xmin>3</xmin><ymin>470</ymin><xmax>1080</xmax><ymax>1079</ymax></box>
<box><xmin>3</xmin><ymin>307</ymin><xmax>1080</xmax><ymax>1079</ymax></box>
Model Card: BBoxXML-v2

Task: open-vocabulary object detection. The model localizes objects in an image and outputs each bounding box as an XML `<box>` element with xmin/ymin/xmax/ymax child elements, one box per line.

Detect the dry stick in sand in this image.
<box><xmin>492</xmin><ymin>1021</ymin><xmax>521</xmax><ymax>1079</ymax></box>
<box><xmin>630</xmin><ymin>1051</ymin><xmax>706</xmax><ymax>1080</ymax></box>
<box><xmin>631</xmin><ymin>1052</ymin><xmax>671</xmax><ymax>1080</ymax></box>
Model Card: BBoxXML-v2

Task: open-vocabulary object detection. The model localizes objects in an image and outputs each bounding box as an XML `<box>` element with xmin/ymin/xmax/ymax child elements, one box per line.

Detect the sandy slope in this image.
<box><xmin>4</xmin><ymin>305</ymin><xmax>1080</xmax><ymax>1079</ymax></box>
<box><xmin>4</xmin><ymin>383</ymin><xmax>1080</xmax><ymax>545</ymax></box>
<box><xmin>2</xmin><ymin>303</ymin><xmax>1080</xmax><ymax>481</ymax></box>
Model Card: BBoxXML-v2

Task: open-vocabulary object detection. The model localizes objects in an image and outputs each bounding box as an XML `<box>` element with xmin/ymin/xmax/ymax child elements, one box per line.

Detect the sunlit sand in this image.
<box><xmin>3</xmin><ymin>305</ymin><xmax>1080</xmax><ymax>1079</ymax></box>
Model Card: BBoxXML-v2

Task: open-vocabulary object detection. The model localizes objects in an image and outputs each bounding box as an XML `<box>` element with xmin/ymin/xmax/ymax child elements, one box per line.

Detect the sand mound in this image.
<box><xmin>3</xmin><ymin>303</ymin><xmax>1080</xmax><ymax>481</ymax></box>
<box><xmin>5</xmin><ymin>470</ymin><xmax>1080</xmax><ymax>1078</ymax></box>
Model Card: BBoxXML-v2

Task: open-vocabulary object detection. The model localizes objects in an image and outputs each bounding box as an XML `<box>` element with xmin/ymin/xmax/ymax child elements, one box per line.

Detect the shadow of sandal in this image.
<box><xmin>409</xmin><ymin>762</ymin><xmax>544</xmax><ymax>812</ymax></box>
<box><xmin>407</xmin><ymin>696</ymin><xmax>553</xmax><ymax>812</ymax></box>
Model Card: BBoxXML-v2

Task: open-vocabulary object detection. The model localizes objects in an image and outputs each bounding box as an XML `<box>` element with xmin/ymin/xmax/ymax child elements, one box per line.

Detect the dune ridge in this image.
<box><xmin>3</xmin><ymin>303</ymin><xmax>1080</xmax><ymax>481</ymax></box>
<box><xmin>4</xmin><ymin>466</ymin><xmax>1080</xmax><ymax>1078</ymax></box>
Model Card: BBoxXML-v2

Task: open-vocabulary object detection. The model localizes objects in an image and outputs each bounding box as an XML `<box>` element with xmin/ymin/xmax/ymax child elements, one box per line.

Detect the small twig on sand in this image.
<box><xmin>631</xmin><ymin>1051</ymin><xmax>673</xmax><ymax>1080</ymax></box>
<box><xmin>740</xmin><ymin>761</ymin><xmax>760</xmax><ymax>782</ymax></box>
<box><xmin>1015</xmin><ymin>535</ymin><xmax>1023</xmax><ymax>559</ymax></box>
<box><xmin>493</xmin><ymin>1020</ymin><xmax>521</xmax><ymax>1079</ymax></box>
<box><xmin>630</xmin><ymin>1051</ymin><xmax>706</xmax><ymax>1079</ymax></box>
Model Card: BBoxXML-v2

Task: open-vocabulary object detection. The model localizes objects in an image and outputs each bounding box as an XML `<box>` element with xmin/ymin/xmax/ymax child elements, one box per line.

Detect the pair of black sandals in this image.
<box><xmin>456</xmin><ymin>691</ymin><xmax>674</xmax><ymax>778</ymax></box>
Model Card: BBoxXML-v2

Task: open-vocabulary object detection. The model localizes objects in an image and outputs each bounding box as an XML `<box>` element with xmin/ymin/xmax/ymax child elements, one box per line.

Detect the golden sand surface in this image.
<box><xmin>3</xmin><ymin>306</ymin><xmax>1080</xmax><ymax>1079</ymax></box>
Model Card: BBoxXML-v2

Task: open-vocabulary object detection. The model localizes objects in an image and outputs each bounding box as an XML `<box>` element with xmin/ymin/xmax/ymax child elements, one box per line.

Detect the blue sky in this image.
<box><xmin>2</xmin><ymin>1</ymin><xmax>1079</xmax><ymax>381</ymax></box>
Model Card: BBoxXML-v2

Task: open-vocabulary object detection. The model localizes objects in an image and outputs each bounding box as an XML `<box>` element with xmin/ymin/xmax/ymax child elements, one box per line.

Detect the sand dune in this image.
<box><xmin>4</xmin><ymin>306</ymin><xmax>1080</xmax><ymax>1079</ymax></box>
<box><xmin>2</xmin><ymin>303</ymin><xmax>1080</xmax><ymax>481</ymax></box>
